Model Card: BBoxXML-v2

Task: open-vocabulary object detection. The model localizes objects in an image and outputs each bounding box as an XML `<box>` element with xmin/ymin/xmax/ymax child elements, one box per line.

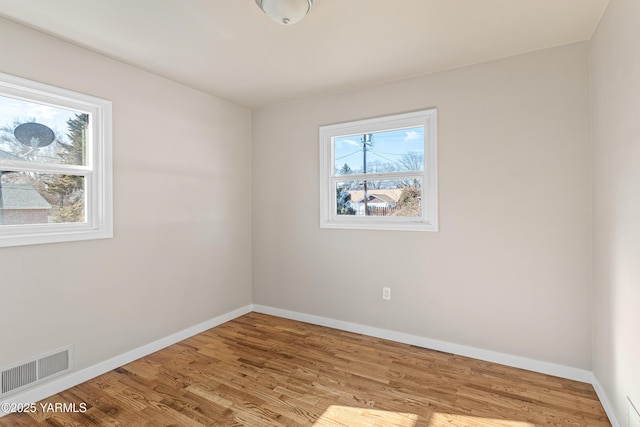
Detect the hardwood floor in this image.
<box><xmin>1</xmin><ymin>312</ymin><xmax>610</xmax><ymax>426</ymax></box>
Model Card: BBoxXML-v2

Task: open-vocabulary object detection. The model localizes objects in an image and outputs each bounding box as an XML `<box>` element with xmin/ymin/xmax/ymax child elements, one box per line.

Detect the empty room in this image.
<box><xmin>0</xmin><ymin>0</ymin><xmax>638</xmax><ymax>426</ymax></box>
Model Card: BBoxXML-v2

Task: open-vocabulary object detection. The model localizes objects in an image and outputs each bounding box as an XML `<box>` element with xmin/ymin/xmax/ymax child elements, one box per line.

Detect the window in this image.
<box><xmin>320</xmin><ymin>109</ymin><xmax>437</xmax><ymax>231</ymax></box>
<box><xmin>0</xmin><ymin>72</ymin><xmax>112</xmax><ymax>247</ymax></box>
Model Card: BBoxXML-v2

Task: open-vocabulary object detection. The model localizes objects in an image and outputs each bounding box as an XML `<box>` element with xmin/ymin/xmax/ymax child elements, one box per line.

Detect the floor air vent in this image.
<box><xmin>1</xmin><ymin>346</ymin><xmax>73</xmax><ymax>397</ymax></box>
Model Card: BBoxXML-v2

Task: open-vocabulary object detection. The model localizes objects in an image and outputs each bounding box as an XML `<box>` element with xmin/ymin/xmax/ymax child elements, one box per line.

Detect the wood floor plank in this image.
<box><xmin>0</xmin><ymin>312</ymin><xmax>610</xmax><ymax>426</ymax></box>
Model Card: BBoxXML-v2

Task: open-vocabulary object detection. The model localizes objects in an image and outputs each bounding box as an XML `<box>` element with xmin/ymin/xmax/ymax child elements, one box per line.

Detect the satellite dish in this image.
<box><xmin>14</xmin><ymin>122</ymin><xmax>55</xmax><ymax>148</ymax></box>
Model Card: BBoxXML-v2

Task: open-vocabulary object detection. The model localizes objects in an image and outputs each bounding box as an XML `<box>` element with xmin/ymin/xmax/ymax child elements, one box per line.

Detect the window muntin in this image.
<box><xmin>320</xmin><ymin>109</ymin><xmax>437</xmax><ymax>231</ymax></box>
<box><xmin>0</xmin><ymin>72</ymin><xmax>112</xmax><ymax>246</ymax></box>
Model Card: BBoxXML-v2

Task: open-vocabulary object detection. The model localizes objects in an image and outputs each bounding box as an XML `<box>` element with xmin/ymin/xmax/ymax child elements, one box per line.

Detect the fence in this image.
<box><xmin>360</xmin><ymin>206</ymin><xmax>398</xmax><ymax>216</ymax></box>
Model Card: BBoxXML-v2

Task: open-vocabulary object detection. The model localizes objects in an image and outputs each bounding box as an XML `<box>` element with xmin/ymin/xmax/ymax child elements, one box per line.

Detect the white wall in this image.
<box><xmin>0</xmin><ymin>10</ymin><xmax>615</xmax><ymax>418</ymax></box>
<box><xmin>0</xmin><ymin>18</ymin><xmax>252</xmax><ymax>371</ymax></box>
<box><xmin>591</xmin><ymin>0</ymin><xmax>640</xmax><ymax>424</ymax></box>
<box><xmin>252</xmin><ymin>42</ymin><xmax>592</xmax><ymax>370</ymax></box>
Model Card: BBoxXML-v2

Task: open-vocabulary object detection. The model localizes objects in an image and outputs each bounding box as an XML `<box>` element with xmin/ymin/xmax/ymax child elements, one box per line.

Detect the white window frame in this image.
<box><xmin>0</xmin><ymin>72</ymin><xmax>112</xmax><ymax>247</ymax></box>
<box><xmin>319</xmin><ymin>108</ymin><xmax>438</xmax><ymax>231</ymax></box>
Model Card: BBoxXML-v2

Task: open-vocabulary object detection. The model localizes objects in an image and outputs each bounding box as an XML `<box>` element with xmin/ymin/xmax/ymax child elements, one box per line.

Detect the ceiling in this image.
<box><xmin>0</xmin><ymin>0</ymin><xmax>609</xmax><ymax>108</ymax></box>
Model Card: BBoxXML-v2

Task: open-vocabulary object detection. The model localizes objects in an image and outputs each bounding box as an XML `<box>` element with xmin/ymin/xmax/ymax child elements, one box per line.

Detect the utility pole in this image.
<box><xmin>361</xmin><ymin>133</ymin><xmax>373</xmax><ymax>216</ymax></box>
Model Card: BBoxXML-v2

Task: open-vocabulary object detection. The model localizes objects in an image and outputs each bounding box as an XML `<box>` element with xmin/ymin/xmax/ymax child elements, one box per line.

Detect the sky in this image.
<box><xmin>334</xmin><ymin>126</ymin><xmax>424</xmax><ymax>174</ymax></box>
<box><xmin>0</xmin><ymin>95</ymin><xmax>77</xmax><ymax>142</ymax></box>
<box><xmin>0</xmin><ymin>95</ymin><xmax>84</xmax><ymax>165</ymax></box>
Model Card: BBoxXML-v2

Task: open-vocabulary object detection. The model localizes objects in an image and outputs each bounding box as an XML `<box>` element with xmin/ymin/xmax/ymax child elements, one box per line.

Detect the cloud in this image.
<box><xmin>338</xmin><ymin>138</ymin><xmax>361</xmax><ymax>147</ymax></box>
<box><xmin>404</xmin><ymin>130</ymin><xmax>420</xmax><ymax>142</ymax></box>
<box><xmin>28</xmin><ymin>105</ymin><xmax>59</xmax><ymax>120</ymax></box>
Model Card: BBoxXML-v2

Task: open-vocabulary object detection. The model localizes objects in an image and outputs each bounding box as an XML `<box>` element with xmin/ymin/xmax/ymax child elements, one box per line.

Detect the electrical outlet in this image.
<box><xmin>629</xmin><ymin>398</ymin><xmax>640</xmax><ymax>427</ymax></box>
<box><xmin>382</xmin><ymin>287</ymin><xmax>391</xmax><ymax>301</ymax></box>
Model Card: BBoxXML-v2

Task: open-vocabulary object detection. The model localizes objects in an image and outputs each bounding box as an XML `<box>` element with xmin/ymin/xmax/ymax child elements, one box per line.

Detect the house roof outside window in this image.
<box><xmin>348</xmin><ymin>189</ymin><xmax>403</xmax><ymax>206</ymax></box>
<box><xmin>0</xmin><ymin>183</ymin><xmax>51</xmax><ymax>210</ymax></box>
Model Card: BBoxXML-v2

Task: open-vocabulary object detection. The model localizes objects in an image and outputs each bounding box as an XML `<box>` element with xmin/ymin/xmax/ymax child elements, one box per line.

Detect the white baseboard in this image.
<box><xmin>0</xmin><ymin>304</ymin><xmax>253</xmax><ymax>418</ymax></box>
<box><xmin>254</xmin><ymin>305</ymin><xmax>624</xmax><ymax>426</ymax></box>
<box><xmin>2</xmin><ymin>303</ymin><xmax>616</xmax><ymax>425</ymax></box>
<box><xmin>252</xmin><ymin>304</ymin><xmax>592</xmax><ymax>383</ymax></box>
<box><xmin>592</xmin><ymin>373</ymin><xmax>622</xmax><ymax>427</ymax></box>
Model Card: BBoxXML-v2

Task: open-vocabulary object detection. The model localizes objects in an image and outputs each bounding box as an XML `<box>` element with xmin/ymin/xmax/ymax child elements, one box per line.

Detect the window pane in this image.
<box><xmin>0</xmin><ymin>95</ymin><xmax>87</xmax><ymax>166</ymax></box>
<box><xmin>0</xmin><ymin>171</ymin><xmax>85</xmax><ymax>225</ymax></box>
<box><xmin>334</xmin><ymin>126</ymin><xmax>424</xmax><ymax>175</ymax></box>
<box><xmin>336</xmin><ymin>179</ymin><xmax>422</xmax><ymax>217</ymax></box>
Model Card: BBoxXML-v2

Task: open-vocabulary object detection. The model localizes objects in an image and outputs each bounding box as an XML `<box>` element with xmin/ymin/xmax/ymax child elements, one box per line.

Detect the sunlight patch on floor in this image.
<box><xmin>313</xmin><ymin>405</ymin><xmax>419</xmax><ymax>426</ymax></box>
<box><xmin>311</xmin><ymin>406</ymin><xmax>537</xmax><ymax>427</ymax></box>
<box><xmin>428</xmin><ymin>412</ymin><xmax>536</xmax><ymax>426</ymax></box>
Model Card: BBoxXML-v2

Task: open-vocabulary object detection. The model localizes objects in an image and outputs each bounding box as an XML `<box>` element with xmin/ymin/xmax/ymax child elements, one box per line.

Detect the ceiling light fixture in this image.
<box><xmin>255</xmin><ymin>0</ymin><xmax>316</xmax><ymax>25</ymax></box>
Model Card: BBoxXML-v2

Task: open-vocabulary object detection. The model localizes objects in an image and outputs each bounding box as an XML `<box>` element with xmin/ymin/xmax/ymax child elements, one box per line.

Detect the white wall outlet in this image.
<box><xmin>382</xmin><ymin>287</ymin><xmax>391</xmax><ymax>301</ymax></box>
<box><xmin>629</xmin><ymin>398</ymin><xmax>640</xmax><ymax>427</ymax></box>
